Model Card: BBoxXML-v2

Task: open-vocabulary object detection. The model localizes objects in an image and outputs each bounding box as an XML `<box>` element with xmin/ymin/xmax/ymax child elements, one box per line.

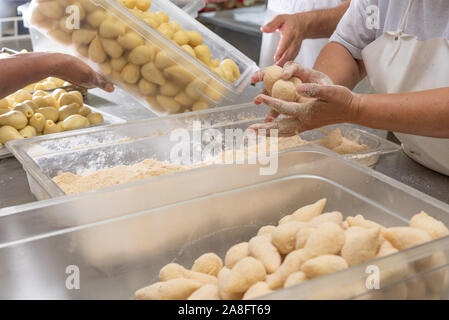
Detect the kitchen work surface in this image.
<box><xmin>199</xmin><ymin>5</ymin><xmax>263</xmax><ymax>63</ymax></box>
<box><xmin>0</xmin><ymin>146</ymin><xmax>448</xmax><ymax>299</ymax></box>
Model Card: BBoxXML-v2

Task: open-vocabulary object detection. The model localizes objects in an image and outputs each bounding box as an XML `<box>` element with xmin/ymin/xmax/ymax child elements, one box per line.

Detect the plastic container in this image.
<box><xmin>21</xmin><ymin>0</ymin><xmax>258</xmax><ymax>115</ymax></box>
<box><xmin>0</xmin><ymin>146</ymin><xmax>447</xmax><ymax>299</ymax></box>
<box><xmin>6</xmin><ymin>102</ymin><xmax>400</xmax><ymax>200</ymax></box>
<box><xmin>0</xmin><ymin>105</ymin><xmax>125</xmax><ymax>160</ymax></box>
<box><xmin>22</xmin><ymin>1</ymin><xmax>205</xmax><ymax>53</ymax></box>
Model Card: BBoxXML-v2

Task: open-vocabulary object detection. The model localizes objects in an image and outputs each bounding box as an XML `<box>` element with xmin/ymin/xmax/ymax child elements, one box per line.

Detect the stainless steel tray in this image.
<box><xmin>0</xmin><ymin>106</ymin><xmax>125</xmax><ymax>159</ymax></box>
<box><xmin>0</xmin><ymin>146</ymin><xmax>447</xmax><ymax>299</ymax></box>
<box><xmin>6</xmin><ymin>103</ymin><xmax>400</xmax><ymax>200</ymax></box>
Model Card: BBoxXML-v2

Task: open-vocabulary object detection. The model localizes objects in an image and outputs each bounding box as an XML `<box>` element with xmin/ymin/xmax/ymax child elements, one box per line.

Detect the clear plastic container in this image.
<box><xmin>6</xmin><ymin>103</ymin><xmax>400</xmax><ymax>200</ymax></box>
<box><xmin>22</xmin><ymin>1</ymin><xmax>205</xmax><ymax>54</ymax></box>
<box><xmin>21</xmin><ymin>0</ymin><xmax>258</xmax><ymax>115</ymax></box>
<box><xmin>0</xmin><ymin>146</ymin><xmax>447</xmax><ymax>299</ymax></box>
<box><xmin>18</xmin><ymin>0</ymin><xmax>205</xmax><ymax>52</ymax></box>
<box><xmin>0</xmin><ymin>105</ymin><xmax>125</xmax><ymax>160</ymax></box>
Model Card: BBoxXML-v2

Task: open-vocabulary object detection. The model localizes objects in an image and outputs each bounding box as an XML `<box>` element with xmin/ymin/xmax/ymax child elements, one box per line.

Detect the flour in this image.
<box><xmin>52</xmin><ymin>129</ymin><xmax>367</xmax><ymax>195</ymax></box>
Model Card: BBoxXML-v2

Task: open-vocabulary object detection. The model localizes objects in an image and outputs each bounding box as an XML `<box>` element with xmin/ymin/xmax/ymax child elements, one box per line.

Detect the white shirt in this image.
<box><xmin>329</xmin><ymin>0</ymin><xmax>449</xmax><ymax>59</ymax></box>
<box><xmin>267</xmin><ymin>0</ymin><xmax>345</xmax><ymax>12</ymax></box>
<box><xmin>260</xmin><ymin>0</ymin><xmax>344</xmax><ymax>68</ymax></box>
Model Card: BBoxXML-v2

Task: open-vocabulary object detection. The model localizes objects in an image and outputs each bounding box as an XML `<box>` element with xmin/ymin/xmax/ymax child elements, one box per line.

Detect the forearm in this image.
<box><xmin>0</xmin><ymin>52</ymin><xmax>67</xmax><ymax>98</ymax></box>
<box><xmin>314</xmin><ymin>42</ymin><xmax>363</xmax><ymax>89</ymax></box>
<box><xmin>302</xmin><ymin>0</ymin><xmax>350</xmax><ymax>39</ymax></box>
<box><xmin>0</xmin><ymin>52</ymin><xmax>113</xmax><ymax>98</ymax></box>
<box><xmin>354</xmin><ymin>88</ymin><xmax>449</xmax><ymax>138</ymax></box>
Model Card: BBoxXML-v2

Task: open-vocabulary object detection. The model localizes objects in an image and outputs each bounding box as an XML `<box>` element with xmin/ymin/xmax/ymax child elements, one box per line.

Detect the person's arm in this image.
<box><xmin>313</xmin><ymin>42</ymin><xmax>365</xmax><ymax>90</ymax></box>
<box><xmin>354</xmin><ymin>89</ymin><xmax>449</xmax><ymax>138</ymax></box>
<box><xmin>261</xmin><ymin>0</ymin><xmax>350</xmax><ymax>66</ymax></box>
<box><xmin>313</xmin><ymin>42</ymin><xmax>449</xmax><ymax>138</ymax></box>
<box><xmin>0</xmin><ymin>52</ymin><xmax>113</xmax><ymax>99</ymax></box>
<box><xmin>300</xmin><ymin>0</ymin><xmax>351</xmax><ymax>39</ymax></box>
<box><xmin>250</xmin><ymin>62</ymin><xmax>449</xmax><ymax>139</ymax></box>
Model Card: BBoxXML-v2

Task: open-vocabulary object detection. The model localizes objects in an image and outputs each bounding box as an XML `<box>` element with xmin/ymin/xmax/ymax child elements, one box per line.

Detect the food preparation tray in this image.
<box><xmin>0</xmin><ymin>105</ymin><xmax>125</xmax><ymax>160</ymax></box>
<box><xmin>0</xmin><ymin>146</ymin><xmax>447</xmax><ymax>299</ymax></box>
<box><xmin>6</xmin><ymin>103</ymin><xmax>400</xmax><ymax>200</ymax></box>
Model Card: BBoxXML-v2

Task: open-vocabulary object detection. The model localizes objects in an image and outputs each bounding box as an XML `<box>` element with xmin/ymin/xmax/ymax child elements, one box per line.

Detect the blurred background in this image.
<box><xmin>0</xmin><ymin>0</ymin><xmax>31</xmax><ymax>50</ymax></box>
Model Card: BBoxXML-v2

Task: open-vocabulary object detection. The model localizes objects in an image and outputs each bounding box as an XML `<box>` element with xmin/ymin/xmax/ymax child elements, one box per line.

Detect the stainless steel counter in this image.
<box><xmin>198</xmin><ymin>5</ymin><xmax>264</xmax><ymax>63</ymax></box>
<box><xmin>374</xmin><ymin>140</ymin><xmax>449</xmax><ymax>204</ymax></box>
<box><xmin>199</xmin><ymin>6</ymin><xmax>264</xmax><ymax>37</ymax></box>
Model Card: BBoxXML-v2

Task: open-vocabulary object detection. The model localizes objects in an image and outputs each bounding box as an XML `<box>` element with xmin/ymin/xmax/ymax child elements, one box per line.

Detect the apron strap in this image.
<box><xmin>389</xmin><ymin>0</ymin><xmax>414</xmax><ymax>65</ymax></box>
<box><xmin>397</xmin><ymin>0</ymin><xmax>414</xmax><ymax>35</ymax></box>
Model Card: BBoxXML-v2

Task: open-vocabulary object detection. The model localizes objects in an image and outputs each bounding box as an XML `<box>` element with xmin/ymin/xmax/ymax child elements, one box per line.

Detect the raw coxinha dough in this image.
<box><xmin>0</xmin><ymin>67</ymin><xmax>105</xmax><ymax>145</ymax></box>
<box><xmin>135</xmin><ymin>198</ymin><xmax>449</xmax><ymax>300</ymax></box>
<box><xmin>263</xmin><ymin>65</ymin><xmax>304</xmax><ymax>102</ymax></box>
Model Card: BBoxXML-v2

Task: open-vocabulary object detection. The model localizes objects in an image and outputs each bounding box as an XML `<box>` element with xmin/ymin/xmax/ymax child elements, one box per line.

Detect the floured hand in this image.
<box><xmin>281</xmin><ymin>61</ymin><xmax>334</xmax><ymax>86</ymax></box>
<box><xmin>251</xmin><ymin>62</ymin><xmax>333</xmax><ymax>87</ymax></box>
<box><xmin>250</xmin><ymin>83</ymin><xmax>360</xmax><ymax>137</ymax></box>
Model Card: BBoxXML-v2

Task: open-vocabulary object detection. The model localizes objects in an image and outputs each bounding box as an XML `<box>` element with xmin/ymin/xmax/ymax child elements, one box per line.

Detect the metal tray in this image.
<box><xmin>6</xmin><ymin>103</ymin><xmax>400</xmax><ymax>200</ymax></box>
<box><xmin>0</xmin><ymin>106</ymin><xmax>125</xmax><ymax>160</ymax></box>
<box><xmin>0</xmin><ymin>146</ymin><xmax>447</xmax><ymax>299</ymax></box>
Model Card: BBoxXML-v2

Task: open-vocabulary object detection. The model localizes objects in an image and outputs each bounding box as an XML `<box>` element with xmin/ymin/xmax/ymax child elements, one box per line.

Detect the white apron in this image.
<box><xmin>361</xmin><ymin>0</ymin><xmax>449</xmax><ymax>176</ymax></box>
<box><xmin>259</xmin><ymin>0</ymin><xmax>343</xmax><ymax>68</ymax></box>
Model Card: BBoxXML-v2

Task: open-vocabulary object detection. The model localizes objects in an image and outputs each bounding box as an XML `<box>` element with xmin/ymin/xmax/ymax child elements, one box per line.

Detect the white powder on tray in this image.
<box><xmin>53</xmin><ymin>128</ymin><xmax>368</xmax><ymax>195</ymax></box>
<box><xmin>53</xmin><ymin>159</ymin><xmax>203</xmax><ymax>195</ymax></box>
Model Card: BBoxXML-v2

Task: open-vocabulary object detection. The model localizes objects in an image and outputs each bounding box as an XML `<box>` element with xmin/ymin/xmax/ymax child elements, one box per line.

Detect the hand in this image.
<box><xmin>251</xmin><ymin>62</ymin><xmax>335</xmax><ymax>124</ymax></box>
<box><xmin>249</xmin><ymin>85</ymin><xmax>359</xmax><ymax>136</ymax></box>
<box><xmin>261</xmin><ymin>13</ymin><xmax>310</xmax><ymax>66</ymax></box>
<box><xmin>249</xmin><ymin>63</ymin><xmax>360</xmax><ymax>136</ymax></box>
<box><xmin>52</xmin><ymin>53</ymin><xmax>114</xmax><ymax>92</ymax></box>
<box><xmin>251</xmin><ymin>61</ymin><xmax>333</xmax><ymax>86</ymax></box>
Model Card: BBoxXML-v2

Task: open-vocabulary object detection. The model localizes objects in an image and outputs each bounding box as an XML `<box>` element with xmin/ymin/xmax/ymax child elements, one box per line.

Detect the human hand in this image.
<box><xmin>249</xmin><ymin>63</ymin><xmax>359</xmax><ymax>136</ymax></box>
<box><xmin>280</xmin><ymin>61</ymin><xmax>334</xmax><ymax>86</ymax></box>
<box><xmin>249</xmin><ymin>85</ymin><xmax>359</xmax><ymax>136</ymax></box>
<box><xmin>261</xmin><ymin>13</ymin><xmax>310</xmax><ymax>66</ymax></box>
<box><xmin>251</xmin><ymin>62</ymin><xmax>336</xmax><ymax>124</ymax></box>
<box><xmin>52</xmin><ymin>53</ymin><xmax>114</xmax><ymax>92</ymax></box>
<box><xmin>251</xmin><ymin>61</ymin><xmax>333</xmax><ymax>86</ymax></box>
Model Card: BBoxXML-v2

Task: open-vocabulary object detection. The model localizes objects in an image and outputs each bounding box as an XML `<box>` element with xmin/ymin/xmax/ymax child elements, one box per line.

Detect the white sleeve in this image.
<box><xmin>329</xmin><ymin>0</ymin><xmax>379</xmax><ymax>60</ymax></box>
